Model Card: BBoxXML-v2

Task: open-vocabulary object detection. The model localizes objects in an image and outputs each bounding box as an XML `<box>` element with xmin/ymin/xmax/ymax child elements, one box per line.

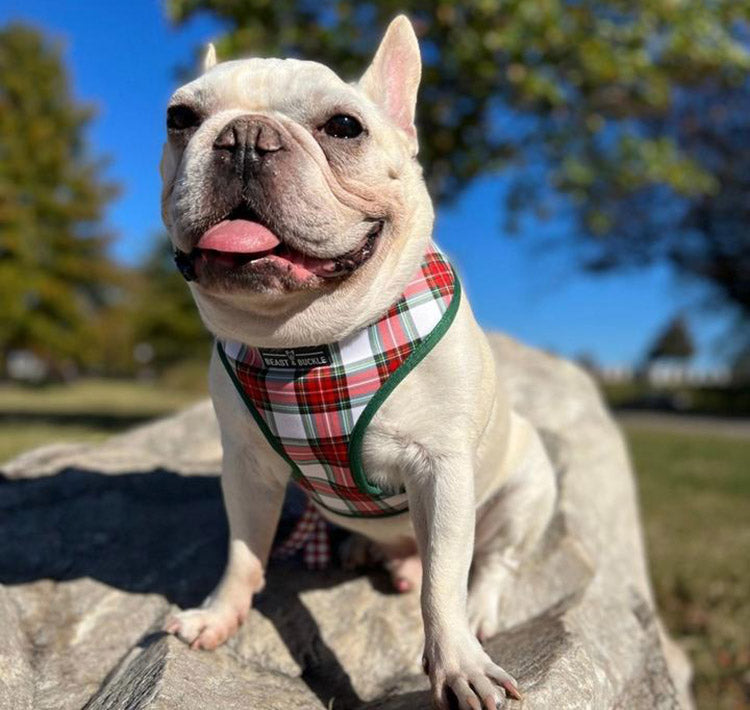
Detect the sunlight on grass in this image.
<box><xmin>0</xmin><ymin>378</ymin><xmax>206</xmax><ymax>416</ymax></box>
<box><xmin>624</xmin><ymin>425</ymin><xmax>750</xmax><ymax>710</ymax></box>
<box><xmin>0</xmin><ymin>423</ymin><xmax>109</xmax><ymax>464</ymax></box>
<box><xmin>0</xmin><ymin>377</ymin><xmax>207</xmax><ymax>464</ymax></box>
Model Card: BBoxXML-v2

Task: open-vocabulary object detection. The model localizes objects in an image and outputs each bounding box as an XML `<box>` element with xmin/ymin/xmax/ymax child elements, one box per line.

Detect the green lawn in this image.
<box><xmin>0</xmin><ymin>381</ymin><xmax>747</xmax><ymax>707</ymax></box>
<box><xmin>0</xmin><ymin>377</ymin><xmax>206</xmax><ymax>463</ymax></box>
<box><xmin>624</xmin><ymin>423</ymin><xmax>750</xmax><ymax>710</ymax></box>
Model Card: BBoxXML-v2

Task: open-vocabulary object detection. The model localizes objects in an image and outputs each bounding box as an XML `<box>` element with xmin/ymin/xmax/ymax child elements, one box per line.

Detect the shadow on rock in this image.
<box><xmin>0</xmin><ymin>467</ymin><xmax>379</xmax><ymax>709</ymax></box>
<box><xmin>0</xmin><ymin>468</ymin><xmax>227</xmax><ymax>608</ymax></box>
<box><xmin>256</xmin><ymin>567</ymin><xmax>370</xmax><ymax>708</ymax></box>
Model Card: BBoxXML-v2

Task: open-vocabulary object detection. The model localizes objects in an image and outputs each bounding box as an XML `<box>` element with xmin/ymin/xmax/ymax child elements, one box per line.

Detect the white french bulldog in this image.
<box><xmin>161</xmin><ymin>16</ymin><xmax>556</xmax><ymax>709</ymax></box>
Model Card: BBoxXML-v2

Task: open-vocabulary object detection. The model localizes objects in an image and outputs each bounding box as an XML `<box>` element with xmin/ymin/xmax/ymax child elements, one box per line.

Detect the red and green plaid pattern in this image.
<box><xmin>272</xmin><ymin>500</ymin><xmax>331</xmax><ymax>568</ymax></box>
<box><xmin>219</xmin><ymin>245</ymin><xmax>458</xmax><ymax>518</ymax></box>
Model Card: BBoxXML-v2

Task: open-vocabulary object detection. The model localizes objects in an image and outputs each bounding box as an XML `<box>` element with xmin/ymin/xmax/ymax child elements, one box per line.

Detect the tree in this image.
<box><xmin>731</xmin><ymin>345</ymin><xmax>750</xmax><ymax>384</ymax></box>
<box><xmin>645</xmin><ymin>316</ymin><xmax>695</xmax><ymax>364</ymax></box>
<box><xmin>167</xmin><ymin>0</ymin><xmax>750</xmax><ymax>317</ymax></box>
<box><xmin>0</xmin><ymin>23</ymin><xmax>119</xmax><ymax>373</ymax></box>
<box><xmin>128</xmin><ymin>237</ymin><xmax>211</xmax><ymax>371</ymax></box>
<box><xmin>574</xmin><ymin>351</ymin><xmax>600</xmax><ymax>376</ymax></box>
<box><xmin>83</xmin><ymin>238</ymin><xmax>210</xmax><ymax>378</ymax></box>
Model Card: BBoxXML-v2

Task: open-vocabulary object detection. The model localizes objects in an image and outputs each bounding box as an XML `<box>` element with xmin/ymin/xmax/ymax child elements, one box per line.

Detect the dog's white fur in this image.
<box><xmin>161</xmin><ymin>16</ymin><xmax>556</xmax><ymax>709</ymax></box>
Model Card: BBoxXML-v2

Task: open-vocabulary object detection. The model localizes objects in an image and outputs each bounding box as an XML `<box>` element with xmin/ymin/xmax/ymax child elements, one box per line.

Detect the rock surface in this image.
<box><xmin>0</xmin><ymin>335</ymin><xmax>693</xmax><ymax>710</ymax></box>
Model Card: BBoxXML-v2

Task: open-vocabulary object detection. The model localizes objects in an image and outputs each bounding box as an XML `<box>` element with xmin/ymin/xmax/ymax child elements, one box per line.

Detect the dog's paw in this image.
<box><xmin>164</xmin><ymin>603</ymin><xmax>247</xmax><ymax>650</ymax></box>
<box><xmin>383</xmin><ymin>552</ymin><xmax>422</xmax><ymax>593</ymax></box>
<box><xmin>340</xmin><ymin>534</ymin><xmax>422</xmax><ymax>593</ymax></box>
<box><xmin>340</xmin><ymin>533</ymin><xmax>384</xmax><ymax>570</ymax></box>
<box><xmin>468</xmin><ymin>556</ymin><xmax>518</xmax><ymax>642</ymax></box>
<box><xmin>423</xmin><ymin>633</ymin><xmax>521</xmax><ymax>710</ymax></box>
<box><xmin>467</xmin><ymin>578</ymin><xmax>502</xmax><ymax>642</ymax></box>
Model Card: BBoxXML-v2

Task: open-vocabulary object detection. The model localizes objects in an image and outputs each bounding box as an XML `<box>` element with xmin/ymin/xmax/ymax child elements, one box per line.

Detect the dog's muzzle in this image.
<box><xmin>174</xmin><ymin>248</ymin><xmax>197</xmax><ymax>281</ymax></box>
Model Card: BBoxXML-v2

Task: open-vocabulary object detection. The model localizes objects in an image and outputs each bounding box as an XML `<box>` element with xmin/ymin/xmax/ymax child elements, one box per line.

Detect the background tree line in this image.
<box><xmin>1</xmin><ymin>1</ymin><xmax>749</xmax><ymax>379</ymax></box>
<box><xmin>0</xmin><ymin>23</ymin><xmax>209</xmax><ymax>379</ymax></box>
<box><xmin>168</xmin><ymin>0</ymin><xmax>750</xmax><ymax>320</ymax></box>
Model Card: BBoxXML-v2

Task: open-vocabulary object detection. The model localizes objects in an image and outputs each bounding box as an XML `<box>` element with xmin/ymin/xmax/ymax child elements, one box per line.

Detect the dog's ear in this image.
<box><xmin>359</xmin><ymin>15</ymin><xmax>421</xmax><ymax>155</ymax></box>
<box><xmin>202</xmin><ymin>43</ymin><xmax>218</xmax><ymax>73</ymax></box>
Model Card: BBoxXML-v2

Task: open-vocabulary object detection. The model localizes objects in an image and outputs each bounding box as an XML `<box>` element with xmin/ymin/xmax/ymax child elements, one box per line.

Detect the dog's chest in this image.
<box><xmin>216</xmin><ymin>247</ymin><xmax>460</xmax><ymax>519</ymax></box>
<box><xmin>358</xmin><ymin>419</ymin><xmax>409</xmax><ymax>491</ymax></box>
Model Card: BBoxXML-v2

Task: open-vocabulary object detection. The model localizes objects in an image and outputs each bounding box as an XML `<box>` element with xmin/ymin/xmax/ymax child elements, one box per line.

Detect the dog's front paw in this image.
<box><xmin>340</xmin><ymin>533</ymin><xmax>383</xmax><ymax>570</ymax></box>
<box><xmin>467</xmin><ymin>574</ymin><xmax>507</xmax><ymax>642</ymax></box>
<box><xmin>164</xmin><ymin>603</ymin><xmax>247</xmax><ymax>650</ymax></box>
<box><xmin>468</xmin><ymin>558</ymin><xmax>517</xmax><ymax>642</ymax></box>
<box><xmin>340</xmin><ymin>534</ymin><xmax>422</xmax><ymax>593</ymax></box>
<box><xmin>423</xmin><ymin>633</ymin><xmax>521</xmax><ymax>710</ymax></box>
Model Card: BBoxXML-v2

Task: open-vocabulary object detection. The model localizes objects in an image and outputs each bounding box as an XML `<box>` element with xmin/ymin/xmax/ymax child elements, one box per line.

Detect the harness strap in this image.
<box><xmin>272</xmin><ymin>501</ymin><xmax>331</xmax><ymax>569</ymax></box>
<box><xmin>217</xmin><ymin>246</ymin><xmax>461</xmax><ymax>519</ymax></box>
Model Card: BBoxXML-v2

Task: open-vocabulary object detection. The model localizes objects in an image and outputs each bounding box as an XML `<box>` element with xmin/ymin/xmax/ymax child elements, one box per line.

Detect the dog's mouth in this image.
<box><xmin>174</xmin><ymin>206</ymin><xmax>382</xmax><ymax>286</ymax></box>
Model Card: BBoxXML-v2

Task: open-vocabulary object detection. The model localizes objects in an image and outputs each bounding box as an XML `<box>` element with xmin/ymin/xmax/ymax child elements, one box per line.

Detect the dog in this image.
<box><xmin>160</xmin><ymin>16</ymin><xmax>556</xmax><ymax>709</ymax></box>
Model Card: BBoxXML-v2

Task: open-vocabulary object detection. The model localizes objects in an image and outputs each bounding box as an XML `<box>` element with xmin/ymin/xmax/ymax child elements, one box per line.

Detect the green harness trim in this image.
<box><xmin>216</xmin><ymin>269</ymin><xmax>461</xmax><ymax>518</ymax></box>
<box><xmin>348</xmin><ymin>273</ymin><xmax>461</xmax><ymax>496</ymax></box>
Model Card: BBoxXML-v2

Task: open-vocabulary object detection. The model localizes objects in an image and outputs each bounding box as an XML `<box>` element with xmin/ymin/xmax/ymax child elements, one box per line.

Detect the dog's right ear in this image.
<box><xmin>359</xmin><ymin>15</ymin><xmax>421</xmax><ymax>155</ymax></box>
<box><xmin>202</xmin><ymin>43</ymin><xmax>218</xmax><ymax>73</ymax></box>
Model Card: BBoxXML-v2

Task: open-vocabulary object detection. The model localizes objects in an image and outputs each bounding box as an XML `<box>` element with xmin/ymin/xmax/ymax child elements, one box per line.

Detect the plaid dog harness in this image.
<box><xmin>217</xmin><ymin>245</ymin><xmax>461</xmax><ymax>527</ymax></box>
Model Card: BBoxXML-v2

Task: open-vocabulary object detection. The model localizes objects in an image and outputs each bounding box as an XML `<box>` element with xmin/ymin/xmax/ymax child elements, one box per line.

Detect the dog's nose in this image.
<box><xmin>213</xmin><ymin>115</ymin><xmax>284</xmax><ymax>160</ymax></box>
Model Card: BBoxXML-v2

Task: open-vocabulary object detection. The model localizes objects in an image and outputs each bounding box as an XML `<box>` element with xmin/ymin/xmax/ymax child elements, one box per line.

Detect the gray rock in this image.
<box><xmin>0</xmin><ymin>335</ymin><xmax>693</xmax><ymax>709</ymax></box>
<box><xmin>1</xmin><ymin>400</ymin><xmax>222</xmax><ymax>480</ymax></box>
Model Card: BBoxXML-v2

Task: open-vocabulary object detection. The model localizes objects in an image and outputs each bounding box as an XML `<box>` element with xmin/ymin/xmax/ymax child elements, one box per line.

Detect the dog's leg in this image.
<box><xmin>381</xmin><ymin>537</ymin><xmax>422</xmax><ymax>593</ymax></box>
<box><xmin>341</xmin><ymin>534</ymin><xmax>422</xmax><ymax>592</ymax></box>
<box><xmin>164</xmin><ymin>443</ymin><xmax>287</xmax><ymax>650</ymax></box>
<box><xmin>468</xmin><ymin>417</ymin><xmax>556</xmax><ymax>641</ymax></box>
<box><xmin>406</xmin><ymin>448</ymin><xmax>522</xmax><ymax>710</ymax></box>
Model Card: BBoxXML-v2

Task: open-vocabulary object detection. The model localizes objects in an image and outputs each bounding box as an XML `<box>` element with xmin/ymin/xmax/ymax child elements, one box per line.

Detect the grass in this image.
<box><xmin>0</xmin><ymin>379</ymin><xmax>747</xmax><ymax>707</ymax></box>
<box><xmin>0</xmin><ymin>422</ymin><xmax>110</xmax><ymax>463</ymax></box>
<box><xmin>0</xmin><ymin>376</ymin><xmax>205</xmax><ymax>416</ymax></box>
<box><xmin>624</xmin><ymin>423</ymin><xmax>750</xmax><ymax>709</ymax></box>
<box><xmin>0</xmin><ymin>377</ymin><xmax>207</xmax><ymax>464</ymax></box>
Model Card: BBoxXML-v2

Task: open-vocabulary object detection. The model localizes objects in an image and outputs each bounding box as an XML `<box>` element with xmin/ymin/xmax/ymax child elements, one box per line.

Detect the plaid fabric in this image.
<box><xmin>273</xmin><ymin>500</ymin><xmax>331</xmax><ymax>569</ymax></box>
<box><xmin>219</xmin><ymin>245</ymin><xmax>457</xmax><ymax>518</ymax></box>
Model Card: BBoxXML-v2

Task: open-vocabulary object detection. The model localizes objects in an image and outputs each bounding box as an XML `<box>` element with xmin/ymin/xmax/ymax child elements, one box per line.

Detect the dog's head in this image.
<box><xmin>160</xmin><ymin>16</ymin><xmax>434</xmax><ymax>346</ymax></box>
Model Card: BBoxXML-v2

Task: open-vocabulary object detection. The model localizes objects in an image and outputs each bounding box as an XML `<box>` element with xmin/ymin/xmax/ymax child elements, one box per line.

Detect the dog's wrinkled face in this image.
<box><xmin>161</xmin><ymin>17</ymin><xmax>427</xmax><ymax>309</ymax></box>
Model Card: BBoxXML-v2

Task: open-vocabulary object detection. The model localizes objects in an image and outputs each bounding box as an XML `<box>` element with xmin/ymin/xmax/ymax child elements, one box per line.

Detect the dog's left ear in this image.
<box><xmin>202</xmin><ymin>43</ymin><xmax>218</xmax><ymax>73</ymax></box>
<box><xmin>359</xmin><ymin>15</ymin><xmax>421</xmax><ymax>155</ymax></box>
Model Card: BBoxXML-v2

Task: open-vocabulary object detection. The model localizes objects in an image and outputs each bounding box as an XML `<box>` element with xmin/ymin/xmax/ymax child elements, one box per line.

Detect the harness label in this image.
<box><xmin>258</xmin><ymin>345</ymin><xmax>332</xmax><ymax>369</ymax></box>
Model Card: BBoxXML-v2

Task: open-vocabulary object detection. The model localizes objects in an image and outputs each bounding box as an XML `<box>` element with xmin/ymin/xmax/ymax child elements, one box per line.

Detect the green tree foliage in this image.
<box><xmin>83</xmin><ymin>238</ymin><xmax>210</xmax><ymax>378</ymax></box>
<box><xmin>0</xmin><ymin>23</ymin><xmax>119</xmax><ymax>372</ymax></box>
<box><xmin>731</xmin><ymin>344</ymin><xmax>750</xmax><ymax>384</ymax></box>
<box><xmin>168</xmin><ymin>0</ymin><xmax>750</xmax><ymax>316</ymax></box>
<box><xmin>646</xmin><ymin>316</ymin><xmax>695</xmax><ymax>363</ymax></box>
<box><xmin>128</xmin><ymin>237</ymin><xmax>212</xmax><ymax>371</ymax></box>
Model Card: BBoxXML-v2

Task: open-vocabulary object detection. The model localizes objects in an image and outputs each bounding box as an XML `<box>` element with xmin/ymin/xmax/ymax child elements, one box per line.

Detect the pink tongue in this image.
<box><xmin>282</xmin><ymin>250</ymin><xmax>339</xmax><ymax>276</ymax></box>
<box><xmin>197</xmin><ymin>220</ymin><xmax>281</xmax><ymax>253</ymax></box>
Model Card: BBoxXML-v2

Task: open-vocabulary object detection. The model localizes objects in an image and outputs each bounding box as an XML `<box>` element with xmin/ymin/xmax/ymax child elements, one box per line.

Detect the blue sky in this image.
<box><xmin>1</xmin><ymin>0</ymin><xmax>732</xmax><ymax>368</ymax></box>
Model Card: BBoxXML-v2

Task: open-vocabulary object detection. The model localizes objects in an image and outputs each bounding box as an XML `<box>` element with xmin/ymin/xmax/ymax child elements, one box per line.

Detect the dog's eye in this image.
<box><xmin>322</xmin><ymin>114</ymin><xmax>364</xmax><ymax>139</ymax></box>
<box><xmin>167</xmin><ymin>105</ymin><xmax>201</xmax><ymax>132</ymax></box>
